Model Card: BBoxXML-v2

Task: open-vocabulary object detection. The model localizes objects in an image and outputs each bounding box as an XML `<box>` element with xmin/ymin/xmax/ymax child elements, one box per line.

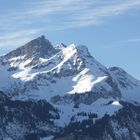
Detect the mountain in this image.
<box><xmin>0</xmin><ymin>36</ymin><xmax>140</xmax><ymax>139</ymax></box>
<box><xmin>5</xmin><ymin>35</ymin><xmax>57</xmax><ymax>59</ymax></box>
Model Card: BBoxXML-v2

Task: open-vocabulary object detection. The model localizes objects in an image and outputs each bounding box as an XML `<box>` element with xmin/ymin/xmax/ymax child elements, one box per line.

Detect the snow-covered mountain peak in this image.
<box><xmin>0</xmin><ymin>36</ymin><xmax>140</xmax><ymax>105</ymax></box>
<box><xmin>56</xmin><ymin>43</ymin><xmax>67</xmax><ymax>50</ymax></box>
<box><xmin>63</xmin><ymin>44</ymin><xmax>92</xmax><ymax>60</ymax></box>
<box><xmin>0</xmin><ymin>37</ymin><xmax>140</xmax><ymax>139</ymax></box>
<box><xmin>76</xmin><ymin>45</ymin><xmax>91</xmax><ymax>55</ymax></box>
<box><xmin>0</xmin><ymin>36</ymin><xmax>59</xmax><ymax>68</ymax></box>
<box><xmin>5</xmin><ymin>35</ymin><xmax>57</xmax><ymax>60</ymax></box>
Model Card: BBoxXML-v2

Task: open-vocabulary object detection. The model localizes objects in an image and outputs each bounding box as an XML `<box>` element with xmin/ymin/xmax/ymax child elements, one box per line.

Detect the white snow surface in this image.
<box><xmin>0</xmin><ymin>44</ymin><xmax>111</xmax><ymax>99</ymax></box>
<box><xmin>109</xmin><ymin>67</ymin><xmax>140</xmax><ymax>103</ymax></box>
<box><xmin>0</xmin><ymin>40</ymin><xmax>140</xmax><ymax>137</ymax></box>
<box><xmin>54</xmin><ymin>98</ymin><xmax>122</xmax><ymax>127</ymax></box>
<box><xmin>112</xmin><ymin>101</ymin><xmax>122</xmax><ymax>106</ymax></box>
<box><xmin>0</xmin><ymin>43</ymin><xmax>140</xmax><ymax>104</ymax></box>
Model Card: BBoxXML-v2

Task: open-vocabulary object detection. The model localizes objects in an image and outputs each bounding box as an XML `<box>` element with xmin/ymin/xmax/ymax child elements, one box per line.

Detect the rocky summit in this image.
<box><xmin>4</xmin><ymin>35</ymin><xmax>57</xmax><ymax>60</ymax></box>
<box><xmin>0</xmin><ymin>36</ymin><xmax>140</xmax><ymax>140</ymax></box>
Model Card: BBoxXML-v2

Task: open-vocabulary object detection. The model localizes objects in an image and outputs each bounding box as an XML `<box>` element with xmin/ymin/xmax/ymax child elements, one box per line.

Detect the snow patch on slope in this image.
<box><xmin>54</xmin><ymin>98</ymin><xmax>122</xmax><ymax>127</ymax></box>
<box><xmin>109</xmin><ymin>66</ymin><xmax>140</xmax><ymax>103</ymax></box>
<box><xmin>70</xmin><ymin>68</ymin><xmax>108</xmax><ymax>93</ymax></box>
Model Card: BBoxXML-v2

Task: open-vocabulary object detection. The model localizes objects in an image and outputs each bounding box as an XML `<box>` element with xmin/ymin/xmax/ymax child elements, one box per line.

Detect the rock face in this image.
<box><xmin>0</xmin><ymin>36</ymin><xmax>140</xmax><ymax>139</ymax></box>
<box><xmin>4</xmin><ymin>35</ymin><xmax>57</xmax><ymax>60</ymax></box>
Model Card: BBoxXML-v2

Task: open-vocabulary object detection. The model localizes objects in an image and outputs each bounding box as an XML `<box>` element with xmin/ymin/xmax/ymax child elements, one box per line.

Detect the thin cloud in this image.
<box><xmin>1</xmin><ymin>0</ymin><xmax>140</xmax><ymax>31</ymax></box>
<box><xmin>0</xmin><ymin>29</ymin><xmax>40</xmax><ymax>48</ymax></box>
<box><xmin>0</xmin><ymin>0</ymin><xmax>140</xmax><ymax>49</ymax></box>
<box><xmin>124</xmin><ymin>38</ymin><xmax>140</xmax><ymax>43</ymax></box>
<box><xmin>102</xmin><ymin>37</ymin><xmax>140</xmax><ymax>49</ymax></box>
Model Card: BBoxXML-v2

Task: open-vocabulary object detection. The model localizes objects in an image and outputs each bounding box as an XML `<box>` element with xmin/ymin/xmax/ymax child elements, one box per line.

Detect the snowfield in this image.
<box><xmin>0</xmin><ymin>36</ymin><xmax>140</xmax><ymax>140</ymax></box>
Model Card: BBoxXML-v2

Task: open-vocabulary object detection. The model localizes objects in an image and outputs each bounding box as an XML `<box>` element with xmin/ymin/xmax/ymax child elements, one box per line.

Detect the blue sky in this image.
<box><xmin>0</xmin><ymin>0</ymin><xmax>140</xmax><ymax>79</ymax></box>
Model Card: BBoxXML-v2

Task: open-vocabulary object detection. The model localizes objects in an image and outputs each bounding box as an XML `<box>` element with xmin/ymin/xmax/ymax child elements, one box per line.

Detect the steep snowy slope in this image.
<box><xmin>0</xmin><ymin>36</ymin><xmax>139</xmax><ymax>104</ymax></box>
<box><xmin>109</xmin><ymin>67</ymin><xmax>140</xmax><ymax>103</ymax></box>
<box><xmin>0</xmin><ymin>36</ymin><xmax>140</xmax><ymax>139</ymax></box>
<box><xmin>0</xmin><ymin>40</ymin><xmax>121</xmax><ymax>102</ymax></box>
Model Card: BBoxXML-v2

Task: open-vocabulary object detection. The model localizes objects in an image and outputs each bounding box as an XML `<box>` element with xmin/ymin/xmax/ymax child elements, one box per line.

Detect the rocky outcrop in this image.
<box><xmin>5</xmin><ymin>35</ymin><xmax>57</xmax><ymax>59</ymax></box>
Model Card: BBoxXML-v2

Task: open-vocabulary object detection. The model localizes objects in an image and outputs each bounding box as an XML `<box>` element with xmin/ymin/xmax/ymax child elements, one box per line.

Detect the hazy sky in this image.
<box><xmin>0</xmin><ymin>0</ymin><xmax>140</xmax><ymax>79</ymax></box>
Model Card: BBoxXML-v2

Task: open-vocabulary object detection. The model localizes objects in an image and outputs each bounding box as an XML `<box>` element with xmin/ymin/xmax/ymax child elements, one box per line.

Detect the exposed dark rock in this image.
<box><xmin>5</xmin><ymin>35</ymin><xmax>58</xmax><ymax>60</ymax></box>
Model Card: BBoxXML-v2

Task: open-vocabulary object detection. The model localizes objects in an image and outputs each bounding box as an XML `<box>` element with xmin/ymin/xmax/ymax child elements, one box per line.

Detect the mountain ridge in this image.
<box><xmin>4</xmin><ymin>35</ymin><xmax>57</xmax><ymax>60</ymax></box>
<box><xmin>0</xmin><ymin>35</ymin><xmax>139</xmax><ymax>102</ymax></box>
<box><xmin>0</xmin><ymin>35</ymin><xmax>140</xmax><ymax>139</ymax></box>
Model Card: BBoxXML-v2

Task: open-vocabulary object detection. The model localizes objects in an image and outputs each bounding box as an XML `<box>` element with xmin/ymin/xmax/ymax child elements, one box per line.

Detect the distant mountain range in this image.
<box><xmin>0</xmin><ymin>36</ymin><xmax>140</xmax><ymax>140</ymax></box>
